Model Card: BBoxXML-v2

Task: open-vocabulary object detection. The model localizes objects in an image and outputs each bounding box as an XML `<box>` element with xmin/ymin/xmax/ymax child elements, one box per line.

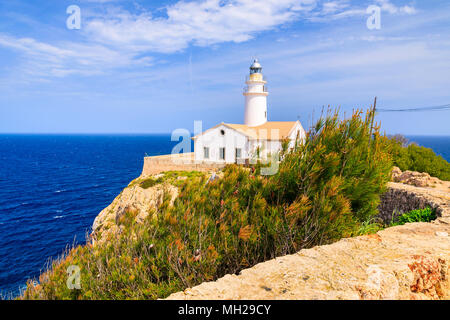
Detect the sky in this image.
<box><xmin>0</xmin><ymin>0</ymin><xmax>449</xmax><ymax>135</ymax></box>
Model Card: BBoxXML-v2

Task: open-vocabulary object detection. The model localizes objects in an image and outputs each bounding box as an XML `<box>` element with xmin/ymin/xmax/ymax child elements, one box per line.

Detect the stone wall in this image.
<box><xmin>377</xmin><ymin>183</ymin><xmax>444</xmax><ymax>223</ymax></box>
<box><xmin>141</xmin><ymin>153</ymin><xmax>226</xmax><ymax>176</ymax></box>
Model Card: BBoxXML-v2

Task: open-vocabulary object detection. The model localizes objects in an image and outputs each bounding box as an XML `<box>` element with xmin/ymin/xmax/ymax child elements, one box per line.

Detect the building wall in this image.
<box><xmin>248</xmin><ymin>140</ymin><xmax>281</xmax><ymax>158</ymax></box>
<box><xmin>142</xmin><ymin>153</ymin><xmax>225</xmax><ymax>176</ymax></box>
<box><xmin>194</xmin><ymin>124</ymin><xmax>249</xmax><ymax>163</ymax></box>
<box><xmin>287</xmin><ymin>122</ymin><xmax>306</xmax><ymax>149</ymax></box>
<box><xmin>194</xmin><ymin>122</ymin><xmax>307</xmax><ymax>163</ymax></box>
<box><xmin>248</xmin><ymin>122</ymin><xmax>306</xmax><ymax>157</ymax></box>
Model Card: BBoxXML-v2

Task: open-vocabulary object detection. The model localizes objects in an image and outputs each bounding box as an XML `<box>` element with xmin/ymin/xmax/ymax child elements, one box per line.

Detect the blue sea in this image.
<box><xmin>407</xmin><ymin>136</ymin><xmax>450</xmax><ymax>161</ymax></box>
<box><xmin>0</xmin><ymin>134</ymin><xmax>180</xmax><ymax>298</ymax></box>
<box><xmin>0</xmin><ymin>134</ymin><xmax>448</xmax><ymax>297</ymax></box>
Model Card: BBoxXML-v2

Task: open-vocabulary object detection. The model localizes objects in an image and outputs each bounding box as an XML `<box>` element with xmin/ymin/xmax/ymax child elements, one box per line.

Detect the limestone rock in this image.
<box><xmin>166</xmin><ymin>178</ymin><xmax>450</xmax><ymax>300</ymax></box>
<box><xmin>391</xmin><ymin>166</ymin><xmax>403</xmax><ymax>181</ymax></box>
<box><xmin>392</xmin><ymin>166</ymin><xmax>442</xmax><ymax>188</ymax></box>
<box><xmin>92</xmin><ymin>177</ymin><xmax>178</xmax><ymax>244</ymax></box>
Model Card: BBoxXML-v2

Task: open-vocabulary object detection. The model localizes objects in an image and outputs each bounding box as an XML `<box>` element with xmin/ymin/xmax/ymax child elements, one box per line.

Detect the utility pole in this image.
<box><xmin>369</xmin><ymin>96</ymin><xmax>377</xmax><ymax>138</ymax></box>
<box><xmin>366</xmin><ymin>97</ymin><xmax>378</xmax><ymax>164</ymax></box>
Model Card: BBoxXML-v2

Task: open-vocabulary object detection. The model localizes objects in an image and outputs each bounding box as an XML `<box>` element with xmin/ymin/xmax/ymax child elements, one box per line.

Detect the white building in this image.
<box><xmin>193</xmin><ymin>59</ymin><xmax>306</xmax><ymax>164</ymax></box>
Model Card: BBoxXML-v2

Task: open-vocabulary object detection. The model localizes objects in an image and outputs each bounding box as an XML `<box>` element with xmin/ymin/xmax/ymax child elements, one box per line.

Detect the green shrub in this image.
<box><xmin>354</xmin><ymin>207</ymin><xmax>437</xmax><ymax>237</ymax></box>
<box><xmin>395</xmin><ymin>207</ymin><xmax>437</xmax><ymax>225</ymax></box>
<box><xmin>277</xmin><ymin>108</ymin><xmax>393</xmax><ymax>223</ymax></box>
<box><xmin>139</xmin><ymin>177</ymin><xmax>163</xmax><ymax>189</ymax></box>
<box><xmin>21</xmin><ymin>108</ymin><xmax>393</xmax><ymax>300</ymax></box>
<box><xmin>387</xmin><ymin>135</ymin><xmax>450</xmax><ymax>181</ymax></box>
<box><xmin>356</xmin><ymin>219</ymin><xmax>384</xmax><ymax>235</ymax></box>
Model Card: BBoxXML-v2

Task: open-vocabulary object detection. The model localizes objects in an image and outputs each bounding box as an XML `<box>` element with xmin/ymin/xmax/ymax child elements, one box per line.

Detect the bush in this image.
<box><xmin>21</xmin><ymin>108</ymin><xmax>393</xmax><ymax>300</ymax></box>
<box><xmin>356</xmin><ymin>219</ymin><xmax>384</xmax><ymax>235</ymax></box>
<box><xmin>139</xmin><ymin>177</ymin><xmax>163</xmax><ymax>189</ymax></box>
<box><xmin>387</xmin><ymin>135</ymin><xmax>450</xmax><ymax>181</ymax></box>
<box><xmin>395</xmin><ymin>207</ymin><xmax>437</xmax><ymax>225</ymax></box>
<box><xmin>276</xmin><ymin>109</ymin><xmax>392</xmax><ymax>224</ymax></box>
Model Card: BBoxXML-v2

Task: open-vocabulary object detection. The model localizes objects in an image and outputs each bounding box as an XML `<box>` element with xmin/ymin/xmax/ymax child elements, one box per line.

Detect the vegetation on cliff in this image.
<box><xmin>356</xmin><ymin>207</ymin><xmax>438</xmax><ymax>236</ymax></box>
<box><xmin>22</xmin><ymin>108</ymin><xmax>394</xmax><ymax>300</ymax></box>
<box><xmin>395</xmin><ymin>207</ymin><xmax>437</xmax><ymax>225</ymax></box>
<box><xmin>387</xmin><ymin>135</ymin><xmax>450</xmax><ymax>181</ymax></box>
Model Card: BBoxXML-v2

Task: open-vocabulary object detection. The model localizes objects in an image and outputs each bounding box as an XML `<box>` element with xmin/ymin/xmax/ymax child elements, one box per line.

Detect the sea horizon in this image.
<box><xmin>1</xmin><ymin>133</ymin><xmax>450</xmax><ymax>137</ymax></box>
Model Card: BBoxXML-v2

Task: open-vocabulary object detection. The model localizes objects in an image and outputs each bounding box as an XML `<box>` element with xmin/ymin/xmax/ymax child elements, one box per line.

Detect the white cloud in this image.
<box><xmin>0</xmin><ymin>0</ymin><xmax>420</xmax><ymax>80</ymax></box>
<box><xmin>311</xmin><ymin>0</ymin><xmax>417</xmax><ymax>21</ymax></box>
<box><xmin>2</xmin><ymin>0</ymin><xmax>324</xmax><ymax>79</ymax></box>
<box><xmin>0</xmin><ymin>33</ymin><xmax>153</xmax><ymax>78</ymax></box>
<box><xmin>83</xmin><ymin>0</ymin><xmax>119</xmax><ymax>2</ymax></box>
<box><xmin>85</xmin><ymin>0</ymin><xmax>318</xmax><ymax>53</ymax></box>
<box><xmin>80</xmin><ymin>0</ymin><xmax>418</xmax><ymax>54</ymax></box>
<box><xmin>375</xmin><ymin>0</ymin><xmax>417</xmax><ymax>15</ymax></box>
<box><xmin>322</xmin><ymin>0</ymin><xmax>350</xmax><ymax>14</ymax></box>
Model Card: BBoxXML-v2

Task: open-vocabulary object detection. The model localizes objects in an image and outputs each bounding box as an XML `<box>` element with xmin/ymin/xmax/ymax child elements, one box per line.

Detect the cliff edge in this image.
<box><xmin>166</xmin><ymin>172</ymin><xmax>450</xmax><ymax>300</ymax></box>
<box><xmin>90</xmin><ymin>168</ymin><xmax>450</xmax><ymax>300</ymax></box>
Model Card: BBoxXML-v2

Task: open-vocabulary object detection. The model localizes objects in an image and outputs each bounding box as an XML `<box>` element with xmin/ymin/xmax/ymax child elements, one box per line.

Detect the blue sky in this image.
<box><xmin>0</xmin><ymin>0</ymin><xmax>449</xmax><ymax>135</ymax></box>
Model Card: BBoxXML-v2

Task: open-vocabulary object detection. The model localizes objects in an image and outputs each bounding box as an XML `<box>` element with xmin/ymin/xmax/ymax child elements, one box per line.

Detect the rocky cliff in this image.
<box><xmin>91</xmin><ymin>168</ymin><xmax>450</xmax><ymax>300</ymax></box>
<box><xmin>166</xmin><ymin>170</ymin><xmax>450</xmax><ymax>300</ymax></box>
<box><xmin>166</xmin><ymin>214</ymin><xmax>449</xmax><ymax>300</ymax></box>
<box><xmin>91</xmin><ymin>174</ymin><xmax>180</xmax><ymax>244</ymax></box>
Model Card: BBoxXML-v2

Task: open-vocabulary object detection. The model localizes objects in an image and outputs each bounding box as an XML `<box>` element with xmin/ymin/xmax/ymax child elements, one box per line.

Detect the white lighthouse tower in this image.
<box><xmin>191</xmin><ymin>59</ymin><xmax>306</xmax><ymax>164</ymax></box>
<box><xmin>243</xmin><ymin>59</ymin><xmax>268</xmax><ymax>127</ymax></box>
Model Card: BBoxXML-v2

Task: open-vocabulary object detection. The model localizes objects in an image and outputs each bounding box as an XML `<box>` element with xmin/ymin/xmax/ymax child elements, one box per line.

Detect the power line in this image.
<box><xmin>377</xmin><ymin>104</ymin><xmax>450</xmax><ymax>113</ymax></box>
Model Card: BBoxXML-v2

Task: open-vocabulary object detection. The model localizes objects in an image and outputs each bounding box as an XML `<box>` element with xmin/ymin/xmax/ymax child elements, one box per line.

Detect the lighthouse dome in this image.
<box><xmin>250</xmin><ymin>59</ymin><xmax>262</xmax><ymax>75</ymax></box>
<box><xmin>250</xmin><ymin>59</ymin><xmax>262</xmax><ymax>69</ymax></box>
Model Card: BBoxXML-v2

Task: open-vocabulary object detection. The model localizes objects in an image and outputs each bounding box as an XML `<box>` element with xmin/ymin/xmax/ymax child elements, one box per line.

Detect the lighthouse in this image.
<box><xmin>243</xmin><ymin>59</ymin><xmax>268</xmax><ymax>127</ymax></box>
<box><xmin>192</xmin><ymin>58</ymin><xmax>305</xmax><ymax>164</ymax></box>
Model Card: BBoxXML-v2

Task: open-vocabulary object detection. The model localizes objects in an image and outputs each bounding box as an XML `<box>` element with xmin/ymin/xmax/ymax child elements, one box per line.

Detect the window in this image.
<box><xmin>220</xmin><ymin>129</ymin><xmax>225</xmax><ymax>136</ymax></box>
<box><xmin>235</xmin><ymin>148</ymin><xmax>242</xmax><ymax>159</ymax></box>
<box><xmin>219</xmin><ymin>148</ymin><xmax>225</xmax><ymax>160</ymax></box>
<box><xmin>203</xmin><ymin>147</ymin><xmax>209</xmax><ymax>159</ymax></box>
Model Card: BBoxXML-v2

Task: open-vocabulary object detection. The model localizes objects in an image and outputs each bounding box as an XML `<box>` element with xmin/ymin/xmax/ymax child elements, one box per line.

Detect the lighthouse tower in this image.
<box><xmin>243</xmin><ymin>59</ymin><xmax>268</xmax><ymax>127</ymax></box>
